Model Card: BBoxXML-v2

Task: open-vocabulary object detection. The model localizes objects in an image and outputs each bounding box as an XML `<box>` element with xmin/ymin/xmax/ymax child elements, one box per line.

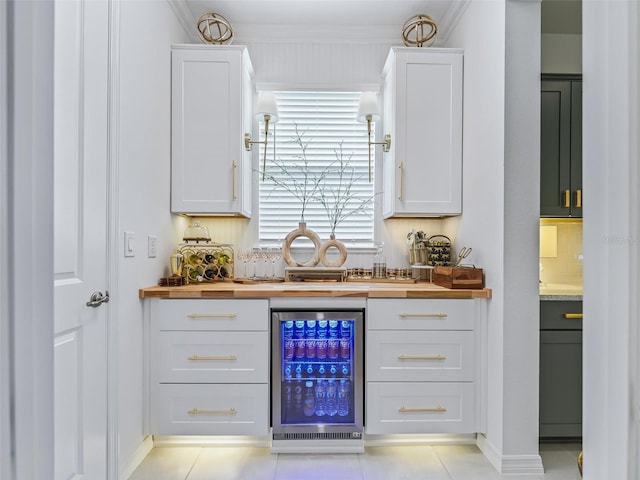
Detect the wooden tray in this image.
<box><xmin>433</xmin><ymin>266</ymin><xmax>484</xmax><ymax>289</ymax></box>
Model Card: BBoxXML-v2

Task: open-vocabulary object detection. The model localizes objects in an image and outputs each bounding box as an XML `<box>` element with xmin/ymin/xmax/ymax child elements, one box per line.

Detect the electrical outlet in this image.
<box><xmin>148</xmin><ymin>235</ymin><xmax>158</xmax><ymax>258</ymax></box>
<box><xmin>124</xmin><ymin>231</ymin><xmax>135</xmax><ymax>257</ymax></box>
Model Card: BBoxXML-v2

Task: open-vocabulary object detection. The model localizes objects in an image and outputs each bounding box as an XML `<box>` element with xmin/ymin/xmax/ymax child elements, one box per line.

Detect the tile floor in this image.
<box><xmin>129</xmin><ymin>442</ymin><xmax>582</xmax><ymax>480</ymax></box>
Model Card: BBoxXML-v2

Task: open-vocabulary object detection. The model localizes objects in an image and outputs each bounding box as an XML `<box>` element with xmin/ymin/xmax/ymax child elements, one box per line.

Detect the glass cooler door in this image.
<box><xmin>271</xmin><ymin>310</ymin><xmax>363</xmax><ymax>434</ymax></box>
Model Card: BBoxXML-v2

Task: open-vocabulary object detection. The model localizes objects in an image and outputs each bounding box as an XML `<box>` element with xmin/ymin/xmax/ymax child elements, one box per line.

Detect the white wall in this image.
<box><xmin>115</xmin><ymin>2</ymin><xmax>191</xmax><ymax>475</ymax></box>
<box><xmin>446</xmin><ymin>0</ymin><xmax>543</xmax><ymax>473</ymax></box>
<box><xmin>583</xmin><ymin>1</ymin><xmax>639</xmax><ymax>478</ymax></box>
<box><xmin>3</xmin><ymin>1</ymin><xmax>56</xmax><ymax>478</ymax></box>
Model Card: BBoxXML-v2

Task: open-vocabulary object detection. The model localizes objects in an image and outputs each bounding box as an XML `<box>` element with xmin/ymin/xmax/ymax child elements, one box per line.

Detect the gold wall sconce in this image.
<box><xmin>357</xmin><ymin>92</ymin><xmax>391</xmax><ymax>182</ymax></box>
<box><xmin>244</xmin><ymin>91</ymin><xmax>279</xmax><ymax>180</ymax></box>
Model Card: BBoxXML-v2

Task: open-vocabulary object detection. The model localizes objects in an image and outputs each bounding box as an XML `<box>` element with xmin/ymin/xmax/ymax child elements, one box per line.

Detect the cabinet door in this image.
<box><xmin>171</xmin><ymin>46</ymin><xmax>252</xmax><ymax>216</ymax></box>
<box><xmin>540</xmin><ymin>300</ymin><xmax>582</xmax><ymax>330</ymax></box>
<box><xmin>539</xmin><ymin>330</ymin><xmax>582</xmax><ymax>438</ymax></box>
<box><xmin>383</xmin><ymin>48</ymin><xmax>463</xmax><ymax>217</ymax></box>
<box><xmin>541</xmin><ymin>79</ymin><xmax>581</xmax><ymax>217</ymax></box>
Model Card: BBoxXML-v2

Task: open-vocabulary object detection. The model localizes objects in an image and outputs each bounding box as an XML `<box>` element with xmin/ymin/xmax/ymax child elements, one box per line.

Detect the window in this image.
<box><xmin>259</xmin><ymin>91</ymin><xmax>375</xmax><ymax>244</ymax></box>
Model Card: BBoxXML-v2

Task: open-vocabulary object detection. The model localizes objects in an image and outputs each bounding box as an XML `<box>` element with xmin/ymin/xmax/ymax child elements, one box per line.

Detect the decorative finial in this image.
<box><xmin>402</xmin><ymin>14</ymin><xmax>438</xmax><ymax>47</ymax></box>
<box><xmin>196</xmin><ymin>12</ymin><xmax>234</xmax><ymax>45</ymax></box>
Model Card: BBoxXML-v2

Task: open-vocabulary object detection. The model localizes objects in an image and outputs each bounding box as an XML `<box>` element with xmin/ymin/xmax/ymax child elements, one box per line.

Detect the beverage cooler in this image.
<box><xmin>271</xmin><ymin>309</ymin><xmax>364</xmax><ymax>450</ymax></box>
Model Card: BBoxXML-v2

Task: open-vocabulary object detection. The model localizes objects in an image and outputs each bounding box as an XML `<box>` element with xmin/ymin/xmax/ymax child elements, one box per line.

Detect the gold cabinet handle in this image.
<box><xmin>188</xmin><ymin>355</ymin><xmax>237</xmax><ymax>361</ymax></box>
<box><xmin>398</xmin><ymin>355</ymin><xmax>446</xmax><ymax>361</ymax></box>
<box><xmin>563</xmin><ymin>189</ymin><xmax>571</xmax><ymax>208</ymax></box>
<box><xmin>563</xmin><ymin>313</ymin><xmax>583</xmax><ymax>319</ymax></box>
<box><xmin>187</xmin><ymin>313</ymin><xmax>237</xmax><ymax>319</ymax></box>
<box><xmin>188</xmin><ymin>408</ymin><xmax>237</xmax><ymax>415</ymax></box>
<box><xmin>399</xmin><ymin>405</ymin><xmax>447</xmax><ymax>413</ymax></box>
<box><xmin>398</xmin><ymin>161</ymin><xmax>404</xmax><ymax>201</ymax></box>
<box><xmin>399</xmin><ymin>313</ymin><xmax>447</xmax><ymax>318</ymax></box>
<box><xmin>232</xmin><ymin>160</ymin><xmax>237</xmax><ymax>200</ymax></box>
<box><xmin>575</xmin><ymin>189</ymin><xmax>582</xmax><ymax>208</ymax></box>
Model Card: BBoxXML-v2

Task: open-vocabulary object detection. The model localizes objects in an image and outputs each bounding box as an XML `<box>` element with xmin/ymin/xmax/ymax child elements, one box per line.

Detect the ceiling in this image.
<box><xmin>185</xmin><ymin>0</ymin><xmax>455</xmax><ymax>26</ymax></box>
<box><xmin>180</xmin><ymin>0</ymin><xmax>468</xmax><ymax>44</ymax></box>
<box><xmin>177</xmin><ymin>0</ymin><xmax>582</xmax><ymax>43</ymax></box>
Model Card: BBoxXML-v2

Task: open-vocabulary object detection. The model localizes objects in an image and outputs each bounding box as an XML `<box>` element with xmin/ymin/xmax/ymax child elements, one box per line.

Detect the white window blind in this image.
<box><xmin>259</xmin><ymin>91</ymin><xmax>375</xmax><ymax>244</ymax></box>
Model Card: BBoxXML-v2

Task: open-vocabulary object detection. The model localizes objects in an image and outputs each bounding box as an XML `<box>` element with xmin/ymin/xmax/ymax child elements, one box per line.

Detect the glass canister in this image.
<box><xmin>372</xmin><ymin>242</ymin><xmax>387</xmax><ymax>279</ymax></box>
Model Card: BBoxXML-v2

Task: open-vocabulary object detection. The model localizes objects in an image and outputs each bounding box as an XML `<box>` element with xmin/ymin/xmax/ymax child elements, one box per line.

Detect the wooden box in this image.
<box><xmin>434</xmin><ymin>266</ymin><xmax>484</xmax><ymax>289</ymax></box>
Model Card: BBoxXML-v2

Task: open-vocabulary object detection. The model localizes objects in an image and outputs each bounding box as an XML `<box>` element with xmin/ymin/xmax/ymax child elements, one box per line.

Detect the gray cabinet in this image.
<box><xmin>539</xmin><ymin>300</ymin><xmax>582</xmax><ymax>438</ymax></box>
<box><xmin>540</xmin><ymin>76</ymin><xmax>582</xmax><ymax>217</ymax></box>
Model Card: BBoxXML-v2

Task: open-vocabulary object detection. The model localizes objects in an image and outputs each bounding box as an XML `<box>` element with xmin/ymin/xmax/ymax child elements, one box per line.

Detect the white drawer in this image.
<box><xmin>365</xmin><ymin>382</ymin><xmax>476</xmax><ymax>435</ymax></box>
<box><xmin>151</xmin><ymin>299</ymin><xmax>268</xmax><ymax>331</ymax></box>
<box><xmin>367</xmin><ymin>299</ymin><xmax>475</xmax><ymax>330</ymax></box>
<box><xmin>366</xmin><ymin>330</ymin><xmax>475</xmax><ymax>382</ymax></box>
<box><xmin>151</xmin><ymin>383</ymin><xmax>269</xmax><ymax>436</ymax></box>
<box><xmin>152</xmin><ymin>331</ymin><xmax>269</xmax><ymax>383</ymax></box>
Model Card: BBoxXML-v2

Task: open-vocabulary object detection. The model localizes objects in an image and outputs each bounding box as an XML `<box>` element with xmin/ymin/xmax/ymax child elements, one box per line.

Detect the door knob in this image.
<box><xmin>86</xmin><ymin>290</ymin><xmax>110</xmax><ymax>308</ymax></box>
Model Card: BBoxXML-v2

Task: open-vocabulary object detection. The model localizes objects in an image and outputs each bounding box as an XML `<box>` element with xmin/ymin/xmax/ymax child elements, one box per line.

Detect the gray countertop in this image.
<box><xmin>539</xmin><ymin>283</ymin><xmax>583</xmax><ymax>301</ymax></box>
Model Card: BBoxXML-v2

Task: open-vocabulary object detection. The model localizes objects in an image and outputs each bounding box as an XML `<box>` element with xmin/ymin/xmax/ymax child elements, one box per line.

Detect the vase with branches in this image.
<box><xmin>263</xmin><ymin>126</ymin><xmax>374</xmax><ymax>268</ymax></box>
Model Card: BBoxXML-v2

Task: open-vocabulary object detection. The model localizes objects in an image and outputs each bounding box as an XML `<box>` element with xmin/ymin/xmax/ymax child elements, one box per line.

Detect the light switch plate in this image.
<box><xmin>148</xmin><ymin>235</ymin><xmax>158</xmax><ymax>258</ymax></box>
<box><xmin>124</xmin><ymin>231</ymin><xmax>135</xmax><ymax>257</ymax></box>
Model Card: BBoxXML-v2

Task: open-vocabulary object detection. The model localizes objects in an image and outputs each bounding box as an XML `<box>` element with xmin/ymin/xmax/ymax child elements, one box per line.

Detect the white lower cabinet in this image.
<box><xmin>365</xmin><ymin>299</ymin><xmax>480</xmax><ymax>435</ymax></box>
<box><xmin>151</xmin><ymin>384</ymin><xmax>269</xmax><ymax>436</ymax></box>
<box><xmin>147</xmin><ymin>299</ymin><xmax>270</xmax><ymax>436</ymax></box>
<box><xmin>366</xmin><ymin>382</ymin><xmax>475</xmax><ymax>435</ymax></box>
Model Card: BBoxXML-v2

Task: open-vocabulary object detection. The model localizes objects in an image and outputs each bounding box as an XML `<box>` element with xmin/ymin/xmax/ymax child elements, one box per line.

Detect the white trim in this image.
<box><xmin>437</xmin><ymin>0</ymin><xmax>472</xmax><ymax>45</ymax></box>
<box><xmin>119</xmin><ymin>435</ymin><xmax>154</xmax><ymax>480</ymax></box>
<box><xmin>364</xmin><ymin>434</ymin><xmax>477</xmax><ymax>447</ymax></box>
<box><xmin>152</xmin><ymin>435</ymin><xmax>271</xmax><ymax>448</ymax></box>
<box><xmin>166</xmin><ymin>0</ymin><xmax>471</xmax><ymax>46</ymax></box>
<box><xmin>107</xmin><ymin>0</ymin><xmax>121</xmax><ymax>477</ymax></box>
<box><xmin>0</xmin><ymin>1</ymin><xmax>10</xmax><ymax>477</ymax></box>
<box><xmin>166</xmin><ymin>0</ymin><xmax>199</xmax><ymax>43</ymax></box>
<box><xmin>476</xmin><ymin>435</ymin><xmax>544</xmax><ymax>475</ymax></box>
<box><xmin>8</xmin><ymin>1</ymin><xmax>56</xmax><ymax>477</ymax></box>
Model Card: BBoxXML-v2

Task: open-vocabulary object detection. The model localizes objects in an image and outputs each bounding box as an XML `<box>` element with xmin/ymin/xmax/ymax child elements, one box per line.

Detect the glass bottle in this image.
<box><xmin>373</xmin><ymin>242</ymin><xmax>387</xmax><ymax>279</ymax></box>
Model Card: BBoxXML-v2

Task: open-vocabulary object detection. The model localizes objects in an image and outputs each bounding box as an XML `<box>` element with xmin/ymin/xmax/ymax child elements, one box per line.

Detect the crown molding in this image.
<box><xmin>167</xmin><ymin>0</ymin><xmax>472</xmax><ymax>47</ymax></box>
<box><xmin>167</xmin><ymin>0</ymin><xmax>200</xmax><ymax>43</ymax></box>
<box><xmin>437</xmin><ymin>0</ymin><xmax>471</xmax><ymax>45</ymax></box>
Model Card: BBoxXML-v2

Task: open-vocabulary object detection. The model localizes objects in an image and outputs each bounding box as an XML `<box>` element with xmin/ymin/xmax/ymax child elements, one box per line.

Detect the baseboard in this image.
<box><xmin>364</xmin><ymin>433</ymin><xmax>477</xmax><ymax>447</ymax></box>
<box><xmin>152</xmin><ymin>435</ymin><xmax>272</xmax><ymax>448</ymax></box>
<box><xmin>476</xmin><ymin>434</ymin><xmax>544</xmax><ymax>475</ymax></box>
<box><xmin>120</xmin><ymin>435</ymin><xmax>154</xmax><ymax>480</ymax></box>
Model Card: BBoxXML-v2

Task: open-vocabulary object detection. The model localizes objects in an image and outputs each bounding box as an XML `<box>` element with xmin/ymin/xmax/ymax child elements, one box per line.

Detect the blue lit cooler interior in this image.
<box><xmin>280</xmin><ymin>318</ymin><xmax>355</xmax><ymax>425</ymax></box>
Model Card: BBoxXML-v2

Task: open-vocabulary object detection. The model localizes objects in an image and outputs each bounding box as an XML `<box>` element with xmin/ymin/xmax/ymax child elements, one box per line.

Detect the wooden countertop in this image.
<box><xmin>139</xmin><ymin>282</ymin><xmax>492</xmax><ymax>299</ymax></box>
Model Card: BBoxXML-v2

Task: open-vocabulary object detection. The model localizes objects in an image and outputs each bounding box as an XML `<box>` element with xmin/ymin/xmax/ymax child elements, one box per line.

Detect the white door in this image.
<box><xmin>53</xmin><ymin>0</ymin><xmax>109</xmax><ymax>478</ymax></box>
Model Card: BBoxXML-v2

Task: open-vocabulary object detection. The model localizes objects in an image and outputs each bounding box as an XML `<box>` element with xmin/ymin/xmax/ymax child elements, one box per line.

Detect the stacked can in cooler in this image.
<box><xmin>281</xmin><ymin>318</ymin><xmax>354</xmax><ymax>424</ymax></box>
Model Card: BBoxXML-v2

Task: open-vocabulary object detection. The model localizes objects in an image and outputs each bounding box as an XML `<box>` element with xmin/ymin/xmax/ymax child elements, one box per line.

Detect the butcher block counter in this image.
<box><xmin>139</xmin><ymin>281</ymin><xmax>492</xmax><ymax>299</ymax></box>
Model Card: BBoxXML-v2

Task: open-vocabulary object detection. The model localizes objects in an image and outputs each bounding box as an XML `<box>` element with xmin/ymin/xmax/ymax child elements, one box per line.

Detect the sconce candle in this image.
<box><xmin>245</xmin><ymin>91</ymin><xmax>280</xmax><ymax>179</ymax></box>
<box><xmin>357</xmin><ymin>92</ymin><xmax>391</xmax><ymax>182</ymax></box>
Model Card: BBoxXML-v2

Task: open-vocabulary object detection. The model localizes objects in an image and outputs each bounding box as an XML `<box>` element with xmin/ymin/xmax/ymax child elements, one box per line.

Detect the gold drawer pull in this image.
<box><xmin>563</xmin><ymin>189</ymin><xmax>571</xmax><ymax>208</ymax></box>
<box><xmin>399</xmin><ymin>405</ymin><xmax>447</xmax><ymax>413</ymax></box>
<box><xmin>188</xmin><ymin>355</ymin><xmax>237</xmax><ymax>361</ymax></box>
<box><xmin>399</xmin><ymin>313</ymin><xmax>447</xmax><ymax>318</ymax></box>
<box><xmin>398</xmin><ymin>354</ymin><xmax>446</xmax><ymax>361</ymax></box>
<box><xmin>575</xmin><ymin>189</ymin><xmax>582</xmax><ymax>208</ymax></box>
<box><xmin>188</xmin><ymin>408</ymin><xmax>237</xmax><ymax>416</ymax></box>
<box><xmin>563</xmin><ymin>313</ymin><xmax>583</xmax><ymax>319</ymax></box>
<box><xmin>187</xmin><ymin>313</ymin><xmax>237</xmax><ymax>319</ymax></box>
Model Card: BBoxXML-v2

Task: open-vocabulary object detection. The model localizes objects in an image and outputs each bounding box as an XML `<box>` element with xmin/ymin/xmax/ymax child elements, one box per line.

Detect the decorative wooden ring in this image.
<box><xmin>319</xmin><ymin>235</ymin><xmax>348</xmax><ymax>267</ymax></box>
<box><xmin>282</xmin><ymin>222</ymin><xmax>321</xmax><ymax>267</ymax></box>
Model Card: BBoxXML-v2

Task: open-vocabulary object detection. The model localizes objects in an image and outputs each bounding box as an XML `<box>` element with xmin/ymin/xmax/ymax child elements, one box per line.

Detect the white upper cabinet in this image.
<box><xmin>171</xmin><ymin>45</ymin><xmax>253</xmax><ymax>216</ymax></box>
<box><xmin>382</xmin><ymin>47</ymin><xmax>463</xmax><ymax>218</ymax></box>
